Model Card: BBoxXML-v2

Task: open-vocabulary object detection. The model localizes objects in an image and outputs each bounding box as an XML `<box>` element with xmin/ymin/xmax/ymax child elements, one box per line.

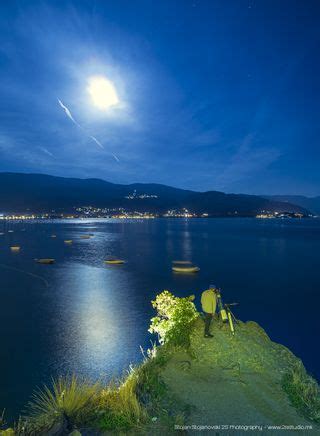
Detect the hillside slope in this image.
<box><xmin>0</xmin><ymin>172</ymin><xmax>309</xmax><ymax>216</ymax></box>
<box><xmin>150</xmin><ymin>318</ymin><xmax>319</xmax><ymax>434</ymax></box>
<box><xmin>267</xmin><ymin>195</ymin><xmax>320</xmax><ymax>215</ymax></box>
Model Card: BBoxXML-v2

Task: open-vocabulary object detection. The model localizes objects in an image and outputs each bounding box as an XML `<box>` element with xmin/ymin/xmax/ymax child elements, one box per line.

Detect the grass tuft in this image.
<box><xmin>24</xmin><ymin>375</ymin><xmax>101</xmax><ymax>433</ymax></box>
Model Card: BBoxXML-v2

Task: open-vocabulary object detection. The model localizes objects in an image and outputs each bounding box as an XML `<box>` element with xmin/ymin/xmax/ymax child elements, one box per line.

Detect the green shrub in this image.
<box><xmin>97</xmin><ymin>369</ymin><xmax>146</xmax><ymax>431</ymax></box>
<box><xmin>282</xmin><ymin>361</ymin><xmax>320</xmax><ymax>422</ymax></box>
<box><xmin>149</xmin><ymin>290</ymin><xmax>199</xmax><ymax>347</ymax></box>
<box><xmin>134</xmin><ymin>352</ymin><xmax>168</xmax><ymax>410</ymax></box>
<box><xmin>98</xmin><ymin>410</ymin><xmax>132</xmax><ymax>430</ymax></box>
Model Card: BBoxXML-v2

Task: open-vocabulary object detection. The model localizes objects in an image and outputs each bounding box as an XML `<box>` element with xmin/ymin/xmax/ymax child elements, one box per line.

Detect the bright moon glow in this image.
<box><xmin>87</xmin><ymin>76</ymin><xmax>119</xmax><ymax>110</ymax></box>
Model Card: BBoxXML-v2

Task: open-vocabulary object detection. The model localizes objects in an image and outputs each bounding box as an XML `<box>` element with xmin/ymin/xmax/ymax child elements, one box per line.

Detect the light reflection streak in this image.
<box><xmin>55</xmin><ymin>264</ymin><xmax>123</xmax><ymax>378</ymax></box>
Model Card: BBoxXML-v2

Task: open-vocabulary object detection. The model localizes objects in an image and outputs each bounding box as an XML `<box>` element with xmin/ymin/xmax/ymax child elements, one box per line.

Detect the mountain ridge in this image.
<box><xmin>265</xmin><ymin>195</ymin><xmax>320</xmax><ymax>215</ymax></box>
<box><xmin>0</xmin><ymin>172</ymin><xmax>310</xmax><ymax>216</ymax></box>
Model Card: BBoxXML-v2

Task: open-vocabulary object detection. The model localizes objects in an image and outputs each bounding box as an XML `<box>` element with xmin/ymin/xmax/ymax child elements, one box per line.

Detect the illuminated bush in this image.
<box><xmin>149</xmin><ymin>290</ymin><xmax>199</xmax><ymax>347</ymax></box>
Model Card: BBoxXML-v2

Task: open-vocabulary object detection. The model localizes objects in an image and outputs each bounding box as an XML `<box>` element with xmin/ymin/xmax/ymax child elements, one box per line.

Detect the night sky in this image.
<box><xmin>0</xmin><ymin>0</ymin><xmax>319</xmax><ymax>195</ymax></box>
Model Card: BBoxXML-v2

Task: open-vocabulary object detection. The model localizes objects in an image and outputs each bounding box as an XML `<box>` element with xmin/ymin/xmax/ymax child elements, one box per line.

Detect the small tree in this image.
<box><xmin>149</xmin><ymin>290</ymin><xmax>199</xmax><ymax>347</ymax></box>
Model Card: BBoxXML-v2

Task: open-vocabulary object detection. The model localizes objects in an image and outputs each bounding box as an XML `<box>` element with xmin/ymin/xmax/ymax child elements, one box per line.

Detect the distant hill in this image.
<box><xmin>266</xmin><ymin>195</ymin><xmax>320</xmax><ymax>215</ymax></box>
<box><xmin>0</xmin><ymin>172</ymin><xmax>309</xmax><ymax>216</ymax></box>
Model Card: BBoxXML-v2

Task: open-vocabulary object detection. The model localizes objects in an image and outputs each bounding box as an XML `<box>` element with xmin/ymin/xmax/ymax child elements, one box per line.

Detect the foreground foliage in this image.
<box><xmin>1</xmin><ymin>291</ymin><xmax>192</xmax><ymax>435</ymax></box>
<box><xmin>11</xmin><ymin>347</ymin><xmax>174</xmax><ymax>435</ymax></box>
<box><xmin>22</xmin><ymin>375</ymin><xmax>101</xmax><ymax>434</ymax></box>
<box><xmin>282</xmin><ymin>361</ymin><xmax>320</xmax><ymax>423</ymax></box>
<box><xmin>1</xmin><ymin>291</ymin><xmax>319</xmax><ymax>434</ymax></box>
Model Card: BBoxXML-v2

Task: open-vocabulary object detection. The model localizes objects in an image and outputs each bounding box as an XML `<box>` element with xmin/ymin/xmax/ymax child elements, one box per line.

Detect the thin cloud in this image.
<box><xmin>39</xmin><ymin>146</ymin><xmax>54</xmax><ymax>157</ymax></box>
<box><xmin>90</xmin><ymin>135</ymin><xmax>119</xmax><ymax>162</ymax></box>
<box><xmin>57</xmin><ymin>99</ymin><xmax>81</xmax><ymax>128</ymax></box>
<box><xmin>89</xmin><ymin>135</ymin><xmax>104</xmax><ymax>149</ymax></box>
<box><xmin>57</xmin><ymin>98</ymin><xmax>119</xmax><ymax>162</ymax></box>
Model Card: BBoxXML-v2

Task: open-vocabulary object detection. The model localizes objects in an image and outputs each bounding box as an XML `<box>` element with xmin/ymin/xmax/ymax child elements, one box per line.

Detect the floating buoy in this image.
<box><xmin>104</xmin><ymin>259</ymin><xmax>125</xmax><ymax>265</ymax></box>
<box><xmin>80</xmin><ymin>235</ymin><xmax>91</xmax><ymax>239</ymax></box>
<box><xmin>8</xmin><ymin>230</ymin><xmax>14</xmax><ymax>233</ymax></box>
<box><xmin>64</xmin><ymin>240</ymin><xmax>73</xmax><ymax>244</ymax></box>
<box><xmin>35</xmin><ymin>258</ymin><xmax>55</xmax><ymax>264</ymax></box>
<box><xmin>172</xmin><ymin>261</ymin><xmax>199</xmax><ymax>273</ymax></box>
<box><xmin>172</xmin><ymin>265</ymin><xmax>200</xmax><ymax>273</ymax></box>
<box><xmin>10</xmin><ymin>246</ymin><xmax>21</xmax><ymax>252</ymax></box>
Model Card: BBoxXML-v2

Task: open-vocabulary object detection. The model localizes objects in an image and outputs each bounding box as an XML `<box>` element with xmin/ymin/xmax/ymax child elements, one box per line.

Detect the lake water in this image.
<box><xmin>0</xmin><ymin>218</ymin><xmax>319</xmax><ymax>419</ymax></box>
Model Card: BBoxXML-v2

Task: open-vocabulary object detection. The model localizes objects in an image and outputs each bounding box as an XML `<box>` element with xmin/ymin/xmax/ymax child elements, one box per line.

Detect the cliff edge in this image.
<box><xmin>147</xmin><ymin>316</ymin><xmax>319</xmax><ymax>435</ymax></box>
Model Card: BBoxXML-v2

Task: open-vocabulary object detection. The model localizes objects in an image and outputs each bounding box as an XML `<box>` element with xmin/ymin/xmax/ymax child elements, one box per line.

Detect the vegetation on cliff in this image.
<box><xmin>0</xmin><ymin>291</ymin><xmax>319</xmax><ymax>435</ymax></box>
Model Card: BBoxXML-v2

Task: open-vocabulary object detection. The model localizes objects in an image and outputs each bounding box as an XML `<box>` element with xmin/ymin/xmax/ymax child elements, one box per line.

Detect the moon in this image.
<box><xmin>87</xmin><ymin>75</ymin><xmax>119</xmax><ymax>110</ymax></box>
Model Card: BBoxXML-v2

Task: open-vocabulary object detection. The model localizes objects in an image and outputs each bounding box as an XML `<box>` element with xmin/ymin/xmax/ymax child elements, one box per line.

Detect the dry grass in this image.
<box><xmin>9</xmin><ymin>359</ymin><xmax>159</xmax><ymax>434</ymax></box>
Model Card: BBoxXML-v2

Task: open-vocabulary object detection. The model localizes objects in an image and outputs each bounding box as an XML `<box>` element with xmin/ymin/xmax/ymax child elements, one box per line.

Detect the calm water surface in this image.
<box><xmin>0</xmin><ymin>218</ymin><xmax>319</xmax><ymax>418</ymax></box>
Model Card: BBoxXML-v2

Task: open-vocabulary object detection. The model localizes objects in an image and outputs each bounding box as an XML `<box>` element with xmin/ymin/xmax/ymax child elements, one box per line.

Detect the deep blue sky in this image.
<box><xmin>0</xmin><ymin>0</ymin><xmax>319</xmax><ymax>195</ymax></box>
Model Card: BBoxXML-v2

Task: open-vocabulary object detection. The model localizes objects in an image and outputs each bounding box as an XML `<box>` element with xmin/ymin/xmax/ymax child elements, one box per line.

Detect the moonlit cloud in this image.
<box><xmin>90</xmin><ymin>135</ymin><xmax>119</xmax><ymax>162</ymax></box>
<box><xmin>57</xmin><ymin>98</ymin><xmax>119</xmax><ymax>162</ymax></box>
<box><xmin>57</xmin><ymin>99</ymin><xmax>81</xmax><ymax>128</ymax></box>
<box><xmin>0</xmin><ymin>1</ymin><xmax>318</xmax><ymax>195</ymax></box>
